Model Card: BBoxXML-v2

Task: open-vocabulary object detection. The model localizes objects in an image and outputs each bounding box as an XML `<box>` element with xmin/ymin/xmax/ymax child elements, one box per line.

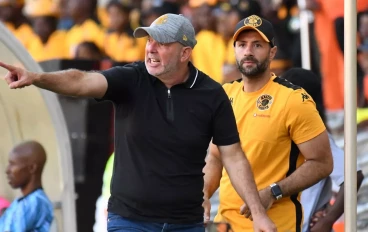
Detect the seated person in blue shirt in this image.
<box><xmin>0</xmin><ymin>141</ymin><xmax>53</xmax><ymax>232</ymax></box>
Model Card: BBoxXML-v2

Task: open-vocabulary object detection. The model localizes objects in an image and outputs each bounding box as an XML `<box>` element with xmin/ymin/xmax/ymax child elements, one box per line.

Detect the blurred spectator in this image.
<box><xmin>258</xmin><ymin>0</ymin><xmax>285</xmax><ymax>22</ymax></box>
<box><xmin>191</xmin><ymin>3</ymin><xmax>225</xmax><ymax>83</ymax></box>
<box><xmin>258</xmin><ymin>0</ymin><xmax>299</xmax><ymax>68</ymax></box>
<box><xmin>103</xmin><ymin>0</ymin><xmax>145</xmax><ymax>62</ymax></box>
<box><xmin>24</xmin><ymin>0</ymin><xmax>68</xmax><ymax>62</ymax></box>
<box><xmin>129</xmin><ymin>8</ymin><xmax>140</xmax><ymax>29</ymax></box>
<box><xmin>214</xmin><ymin>3</ymin><xmax>240</xmax><ymax>83</ymax></box>
<box><xmin>270</xmin><ymin>50</ymin><xmax>292</xmax><ymax>76</ymax></box>
<box><xmin>308</xmin><ymin>0</ymin><xmax>368</xmax><ymax>114</ymax></box>
<box><xmin>359</xmin><ymin>43</ymin><xmax>368</xmax><ymax>112</ymax></box>
<box><xmin>188</xmin><ymin>0</ymin><xmax>217</xmax><ymax>8</ymax></box>
<box><xmin>141</xmin><ymin>6</ymin><xmax>165</xmax><ymax>26</ymax></box>
<box><xmin>358</xmin><ymin>11</ymin><xmax>368</xmax><ymax>108</ymax></box>
<box><xmin>97</xmin><ymin>0</ymin><xmax>110</xmax><ymax>28</ymax></box>
<box><xmin>327</xmin><ymin>0</ymin><xmax>368</xmax><ymax>54</ymax></box>
<box><xmin>156</xmin><ymin>0</ymin><xmax>180</xmax><ymax>14</ymax></box>
<box><xmin>236</xmin><ymin>0</ymin><xmax>262</xmax><ymax>18</ymax></box>
<box><xmin>57</xmin><ymin>0</ymin><xmax>74</xmax><ymax>30</ymax></box>
<box><xmin>359</xmin><ymin>11</ymin><xmax>368</xmax><ymax>45</ymax></box>
<box><xmin>66</xmin><ymin>0</ymin><xmax>105</xmax><ymax>58</ymax></box>
<box><xmin>75</xmin><ymin>41</ymin><xmax>104</xmax><ymax>60</ymax></box>
<box><xmin>140</xmin><ymin>0</ymin><xmax>153</xmax><ymax>12</ymax></box>
<box><xmin>306</xmin><ymin>0</ymin><xmax>344</xmax><ymax>115</ymax></box>
<box><xmin>0</xmin><ymin>197</ymin><xmax>10</xmax><ymax>217</ymax></box>
<box><xmin>141</xmin><ymin>0</ymin><xmax>182</xmax><ymax>26</ymax></box>
<box><xmin>332</xmin><ymin>3</ymin><xmax>368</xmax><ymax>108</ymax></box>
<box><xmin>0</xmin><ymin>0</ymin><xmax>33</xmax><ymax>48</ymax></box>
<box><xmin>93</xmin><ymin>153</ymin><xmax>114</xmax><ymax>232</ymax></box>
<box><xmin>141</xmin><ymin>0</ymin><xmax>181</xmax><ymax>14</ymax></box>
<box><xmin>214</xmin><ymin>1</ymin><xmax>263</xmax><ymax>83</ymax></box>
<box><xmin>359</xmin><ymin>43</ymin><xmax>368</xmax><ymax>76</ymax></box>
<box><xmin>0</xmin><ymin>141</ymin><xmax>53</xmax><ymax>231</ymax></box>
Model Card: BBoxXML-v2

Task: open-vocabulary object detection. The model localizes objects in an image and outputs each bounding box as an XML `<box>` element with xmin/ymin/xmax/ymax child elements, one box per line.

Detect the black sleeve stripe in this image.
<box><xmin>273</xmin><ymin>76</ymin><xmax>302</xmax><ymax>90</ymax></box>
<box><xmin>229</xmin><ymin>78</ymin><xmax>242</xmax><ymax>84</ymax></box>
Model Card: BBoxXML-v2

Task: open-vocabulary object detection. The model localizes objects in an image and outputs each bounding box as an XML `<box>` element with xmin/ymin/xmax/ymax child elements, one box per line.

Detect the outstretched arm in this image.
<box><xmin>0</xmin><ymin>61</ymin><xmax>107</xmax><ymax>98</ymax></box>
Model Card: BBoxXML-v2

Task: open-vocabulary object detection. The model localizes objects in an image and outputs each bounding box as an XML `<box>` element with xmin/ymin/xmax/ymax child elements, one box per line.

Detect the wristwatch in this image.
<box><xmin>270</xmin><ymin>183</ymin><xmax>283</xmax><ymax>200</ymax></box>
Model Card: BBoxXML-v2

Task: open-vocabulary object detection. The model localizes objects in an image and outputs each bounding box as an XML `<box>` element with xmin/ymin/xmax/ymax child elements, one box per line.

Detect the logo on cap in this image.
<box><xmin>244</xmin><ymin>15</ymin><xmax>262</xmax><ymax>27</ymax></box>
<box><xmin>183</xmin><ymin>35</ymin><xmax>188</xmax><ymax>41</ymax></box>
<box><xmin>153</xmin><ymin>15</ymin><xmax>168</xmax><ymax>25</ymax></box>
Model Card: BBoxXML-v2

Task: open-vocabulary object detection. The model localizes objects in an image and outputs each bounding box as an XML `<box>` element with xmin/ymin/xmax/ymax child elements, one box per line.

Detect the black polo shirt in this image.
<box><xmin>99</xmin><ymin>61</ymin><xmax>239</xmax><ymax>224</ymax></box>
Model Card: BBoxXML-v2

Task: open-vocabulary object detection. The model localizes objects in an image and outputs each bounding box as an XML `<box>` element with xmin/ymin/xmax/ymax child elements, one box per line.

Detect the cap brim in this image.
<box><xmin>133</xmin><ymin>27</ymin><xmax>176</xmax><ymax>44</ymax></box>
<box><xmin>133</xmin><ymin>27</ymin><xmax>151</xmax><ymax>38</ymax></box>
<box><xmin>233</xmin><ymin>26</ymin><xmax>270</xmax><ymax>43</ymax></box>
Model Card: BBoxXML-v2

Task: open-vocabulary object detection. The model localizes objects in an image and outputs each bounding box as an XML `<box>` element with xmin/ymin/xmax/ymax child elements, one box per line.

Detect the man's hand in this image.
<box><xmin>203</xmin><ymin>197</ymin><xmax>211</xmax><ymax>225</ymax></box>
<box><xmin>240</xmin><ymin>187</ymin><xmax>275</xmax><ymax>219</ymax></box>
<box><xmin>0</xmin><ymin>61</ymin><xmax>36</xmax><ymax>89</ymax></box>
<box><xmin>309</xmin><ymin>209</ymin><xmax>334</xmax><ymax>232</ymax></box>
<box><xmin>252</xmin><ymin>213</ymin><xmax>278</xmax><ymax>232</ymax></box>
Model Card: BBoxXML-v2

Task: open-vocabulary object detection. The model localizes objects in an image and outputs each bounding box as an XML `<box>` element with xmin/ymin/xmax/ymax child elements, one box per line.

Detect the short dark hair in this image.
<box><xmin>106</xmin><ymin>0</ymin><xmax>132</xmax><ymax>13</ymax></box>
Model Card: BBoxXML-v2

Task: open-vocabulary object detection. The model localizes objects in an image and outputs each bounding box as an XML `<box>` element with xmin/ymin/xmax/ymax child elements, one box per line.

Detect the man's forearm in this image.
<box><xmin>35</xmin><ymin>69</ymin><xmax>89</xmax><ymax>96</ymax></box>
<box><xmin>223</xmin><ymin>152</ymin><xmax>265</xmax><ymax>215</ymax></box>
<box><xmin>325</xmin><ymin>171</ymin><xmax>364</xmax><ymax>222</ymax></box>
<box><xmin>323</xmin><ymin>184</ymin><xmax>344</xmax><ymax>223</ymax></box>
<box><xmin>203</xmin><ymin>154</ymin><xmax>223</xmax><ymax>199</ymax></box>
<box><xmin>278</xmin><ymin>160</ymin><xmax>330</xmax><ymax>197</ymax></box>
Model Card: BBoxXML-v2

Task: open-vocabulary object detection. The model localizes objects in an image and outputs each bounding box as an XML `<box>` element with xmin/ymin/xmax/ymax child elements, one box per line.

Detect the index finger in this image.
<box><xmin>0</xmin><ymin>61</ymin><xmax>16</xmax><ymax>72</ymax></box>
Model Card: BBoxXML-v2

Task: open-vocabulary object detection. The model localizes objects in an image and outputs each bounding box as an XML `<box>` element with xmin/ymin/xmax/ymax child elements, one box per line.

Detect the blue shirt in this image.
<box><xmin>0</xmin><ymin>188</ymin><xmax>53</xmax><ymax>232</ymax></box>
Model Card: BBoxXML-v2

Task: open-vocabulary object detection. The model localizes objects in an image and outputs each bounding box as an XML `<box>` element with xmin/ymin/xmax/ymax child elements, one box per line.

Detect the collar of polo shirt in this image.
<box><xmin>149</xmin><ymin>62</ymin><xmax>199</xmax><ymax>89</ymax></box>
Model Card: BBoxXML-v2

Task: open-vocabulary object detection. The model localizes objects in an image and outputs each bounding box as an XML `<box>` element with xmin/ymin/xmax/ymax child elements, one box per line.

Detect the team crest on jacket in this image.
<box><xmin>256</xmin><ymin>94</ymin><xmax>273</xmax><ymax>110</ymax></box>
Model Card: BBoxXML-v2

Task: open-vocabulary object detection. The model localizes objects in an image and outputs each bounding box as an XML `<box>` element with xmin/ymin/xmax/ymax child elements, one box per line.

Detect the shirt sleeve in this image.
<box><xmin>328</xmin><ymin>134</ymin><xmax>345</xmax><ymax>186</ymax></box>
<box><xmin>284</xmin><ymin>89</ymin><xmax>326</xmax><ymax>144</ymax></box>
<box><xmin>9</xmin><ymin>195</ymin><xmax>53</xmax><ymax>232</ymax></box>
<box><xmin>34</xmin><ymin>201</ymin><xmax>53</xmax><ymax>232</ymax></box>
<box><xmin>211</xmin><ymin>87</ymin><xmax>240</xmax><ymax>146</ymax></box>
<box><xmin>10</xmin><ymin>202</ymin><xmax>28</xmax><ymax>232</ymax></box>
<box><xmin>329</xmin><ymin>133</ymin><xmax>362</xmax><ymax>186</ymax></box>
<box><xmin>96</xmin><ymin>63</ymin><xmax>140</xmax><ymax>103</ymax></box>
<box><xmin>0</xmin><ymin>201</ymin><xmax>18</xmax><ymax>231</ymax></box>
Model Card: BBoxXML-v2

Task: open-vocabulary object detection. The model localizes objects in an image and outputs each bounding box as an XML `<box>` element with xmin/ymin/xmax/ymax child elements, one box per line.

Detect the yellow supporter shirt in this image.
<box><xmin>97</xmin><ymin>6</ymin><xmax>109</xmax><ymax>29</ymax></box>
<box><xmin>225</xmin><ymin>39</ymin><xmax>235</xmax><ymax>65</ymax></box>
<box><xmin>103</xmin><ymin>31</ymin><xmax>145</xmax><ymax>62</ymax></box>
<box><xmin>4</xmin><ymin>22</ymin><xmax>34</xmax><ymax>48</ymax></box>
<box><xmin>215</xmin><ymin>75</ymin><xmax>326</xmax><ymax>232</ymax></box>
<box><xmin>191</xmin><ymin>30</ymin><xmax>226</xmax><ymax>83</ymax></box>
<box><xmin>65</xmin><ymin>19</ymin><xmax>104</xmax><ymax>58</ymax></box>
<box><xmin>27</xmin><ymin>30</ymin><xmax>68</xmax><ymax>62</ymax></box>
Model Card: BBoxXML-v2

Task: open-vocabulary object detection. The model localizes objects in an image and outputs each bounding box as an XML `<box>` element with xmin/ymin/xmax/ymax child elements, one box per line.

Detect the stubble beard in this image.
<box><xmin>236</xmin><ymin>55</ymin><xmax>270</xmax><ymax>79</ymax></box>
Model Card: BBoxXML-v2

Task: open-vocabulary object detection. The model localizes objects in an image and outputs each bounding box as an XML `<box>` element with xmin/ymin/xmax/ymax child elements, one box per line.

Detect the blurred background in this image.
<box><xmin>0</xmin><ymin>0</ymin><xmax>368</xmax><ymax>231</ymax></box>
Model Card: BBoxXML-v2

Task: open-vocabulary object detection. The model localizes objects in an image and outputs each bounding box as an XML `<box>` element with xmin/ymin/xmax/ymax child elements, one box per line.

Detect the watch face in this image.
<box><xmin>271</xmin><ymin>184</ymin><xmax>282</xmax><ymax>199</ymax></box>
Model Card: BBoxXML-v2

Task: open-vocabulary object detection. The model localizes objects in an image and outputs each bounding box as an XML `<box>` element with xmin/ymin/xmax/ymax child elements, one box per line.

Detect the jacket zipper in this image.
<box><xmin>167</xmin><ymin>89</ymin><xmax>174</xmax><ymax>122</ymax></box>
